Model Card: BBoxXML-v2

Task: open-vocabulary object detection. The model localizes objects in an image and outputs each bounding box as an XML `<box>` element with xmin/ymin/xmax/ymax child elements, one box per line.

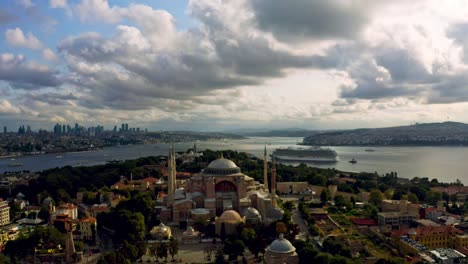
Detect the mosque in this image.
<box><xmin>158</xmin><ymin>147</ymin><xmax>284</xmax><ymax>225</ymax></box>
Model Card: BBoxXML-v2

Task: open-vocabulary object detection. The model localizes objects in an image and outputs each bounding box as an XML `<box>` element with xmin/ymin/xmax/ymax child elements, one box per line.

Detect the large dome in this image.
<box><xmin>207</xmin><ymin>158</ymin><xmax>238</xmax><ymax>169</ymax></box>
<box><xmin>204</xmin><ymin>158</ymin><xmax>241</xmax><ymax>175</ymax></box>
<box><xmin>267</xmin><ymin>234</ymin><xmax>296</xmax><ymax>254</ymax></box>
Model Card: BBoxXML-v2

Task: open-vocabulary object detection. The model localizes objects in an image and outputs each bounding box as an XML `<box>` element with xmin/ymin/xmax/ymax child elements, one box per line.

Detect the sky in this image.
<box><xmin>3</xmin><ymin>1</ymin><xmax>468</xmax><ymax>131</ymax></box>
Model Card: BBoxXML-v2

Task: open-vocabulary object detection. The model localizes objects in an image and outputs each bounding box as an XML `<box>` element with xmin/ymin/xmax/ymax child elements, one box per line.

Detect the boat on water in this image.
<box><xmin>272</xmin><ymin>146</ymin><xmax>338</xmax><ymax>162</ymax></box>
<box><xmin>8</xmin><ymin>162</ymin><xmax>23</xmax><ymax>167</ymax></box>
<box><xmin>349</xmin><ymin>158</ymin><xmax>357</xmax><ymax>164</ymax></box>
<box><xmin>56</xmin><ymin>155</ymin><xmax>63</xmax><ymax>159</ymax></box>
<box><xmin>365</xmin><ymin>149</ymin><xmax>375</xmax><ymax>152</ymax></box>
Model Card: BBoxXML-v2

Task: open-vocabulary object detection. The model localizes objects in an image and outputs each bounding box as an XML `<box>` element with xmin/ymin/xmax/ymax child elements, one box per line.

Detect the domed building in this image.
<box><xmin>161</xmin><ymin>147</ymin><xmax>283</xmax><ymax>225</ymax></box>
<box><xmin>241</xmin><ymin>207</ymin><xmax>262</xmax><ymax>224</ymax></box>
<box><xmin>182</xmin><ymin>226</ymin><xmax>200</xmax><ymax>243</ymax></box>
<box><xmin>215</xmin><ymin>210</ymin><xmax>244</xmax><ymax>236</ymax></box>
<box><xmin>150</xmin><ymin>222</ymin><xmax>172</xmax><ymax>240</ymax></box>
<box><xmin>264</xmin><ymin>234</ymin><xmax>299</xmax><ymax>264</ymax></box>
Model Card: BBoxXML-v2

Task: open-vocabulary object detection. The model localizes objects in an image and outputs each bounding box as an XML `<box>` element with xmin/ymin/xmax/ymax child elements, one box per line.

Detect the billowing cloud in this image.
<box><xmin>5</xmin><ymin>0</ymin><xmax>468</xmax><ymax>130</ymax></box>
<box><xmin>5</xmin><ymin>28</ymin><xmax>43</xmax><ymax>50</ymax></box>
<box><xmin>0</xmin><ymin>53</ymin><xmax>61</xmax><ymax>89</ymax></box>
<box><xmin>42</xmin><ymin>48</ymin><xmax>58</xmax><ymax>62</ymax></box>
<box><xmin>250</xmin><ymin>0</ymin><xmax>371</xmax><ymax>42</ymax></box>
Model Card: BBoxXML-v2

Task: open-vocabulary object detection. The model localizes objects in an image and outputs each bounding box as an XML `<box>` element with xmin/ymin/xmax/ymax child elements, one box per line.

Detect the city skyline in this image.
<box><xmin>3</xmin><ymin>1</ymin><xmax>468</xmax><ymax>131</ymax></box>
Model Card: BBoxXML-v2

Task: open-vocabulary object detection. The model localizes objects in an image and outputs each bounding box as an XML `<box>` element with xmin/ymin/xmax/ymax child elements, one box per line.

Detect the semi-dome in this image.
<box><xmin>204</xmin><ymin>158</ymin><xmax>241</xmax><ymax>175</ymax></box>
<box><xmin>267</xmin><ymin>233</ymin><xmax>296</xmax><ymax>254</ymax></box>
<box><xmin>241</xmin><ymin>207</ymin><xmax>261</xmax><ymax>219</ymax></box>
<box><xmin>175</xmin><ymin>187</ymin><xmax>185</xmax><ymax>200</ymax></box>
<box><xmin>219</xmin><ymin>210</ymin><xmax>242</xmax><ymax>222</ymax></box>
<box><xmin>266</xmin><ymin>207</ymin><xmax>284</xmax><ymax>220</ymax></box>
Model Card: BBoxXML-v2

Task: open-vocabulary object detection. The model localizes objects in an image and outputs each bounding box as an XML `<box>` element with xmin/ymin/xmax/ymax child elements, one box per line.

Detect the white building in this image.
<box><xmin>430</xmin><ymin>248</ymin><xmax>466</xmax><ymax>264</ymax></box>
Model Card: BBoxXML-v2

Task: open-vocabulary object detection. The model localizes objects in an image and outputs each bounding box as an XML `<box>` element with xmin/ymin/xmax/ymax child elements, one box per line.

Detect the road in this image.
<box><xmin>282</xmin><ymin>196</ymin><xmax>311</xmax><ymax>241</ymax></box>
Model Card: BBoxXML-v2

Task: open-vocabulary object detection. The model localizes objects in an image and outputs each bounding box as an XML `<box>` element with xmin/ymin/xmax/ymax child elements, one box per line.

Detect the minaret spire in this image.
<box><xmin>167</xmin><ymin>145</ymin><xmax>176</xmax><ymax>206</ymax></box>
<box><xmin>271</xmin><ymin>156</ymin><xmax>277</xmax><ymax>208</ymax></box>
<box><xmin>263</xmin><ymin>145</ymin><xmax>269</xmax><ymax>193</ymax></box>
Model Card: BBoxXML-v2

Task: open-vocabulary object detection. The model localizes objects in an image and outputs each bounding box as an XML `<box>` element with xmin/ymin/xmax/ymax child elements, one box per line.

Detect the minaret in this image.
<box><xmin>65</xmin><ymin>222</ymin><xmax>75</xmax><ymax>263</ymax></box>
<box><xmin>263</xmin><ymin>146</ymin><xmax>269</xmax><ymax>193</ymax></box>
<box><xmin>167</xmin><ymin>146</ymin><xmax>176</xmax><ymax>206</ymax></box>
<box><xmin>171</xmin><ymin>145</ymin><xmax>176</xmax><ymax>192</ymax></box>
<box><xmin>193</xmin><ymin>143</ymin><xmax>197</xmax><ymax>154</ymax></box>
<box><xmin>271</xmin><ymin>157</ymin><xmax>278</xmax><ymax>208</ymax></box>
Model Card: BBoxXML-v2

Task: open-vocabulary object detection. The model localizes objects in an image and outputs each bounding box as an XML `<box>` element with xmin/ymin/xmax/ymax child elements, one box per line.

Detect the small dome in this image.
<box><xmin>241</xmin><ymin>207</ymin><xmax>261</xmax><ymax>219</ymax></box>
<box><xmin>155</xmin><ymin>222</ymin><xmax>169</xmax><ymax>232</ymax></box>
<box><xmin>175</xmin><ymin>188</ymin><xmax>185</xmax><ymax>200</ymax></box>
<box><xmin>183</xmin><ymin>226</ymin><xmax>197</xmax><ymax>236</ymax></box>
<box><xmin>207</xmin><ymin>158</ymin><xmax>238</xmax><ymax>169</ymax></box>
<box><xmin>219</xmin><ymin>210</ymin><xmax>242</xmax><ymax>222</ymax></box>
<box><xmin>266</xmin><ymin>207</ymin><xmax>284</xmax><ymax>220</ymax></box>
<box><xmin>16</xmin><ymin>192</ymin><xmax>25</xmax><ymax>199</ymax></box>
<box><xmin>42</xmin><ymin>196</ymin><xmax>54</xmax><ymax>207</ymax></box>
<box><xmin>267</xmin><ymin>234</ymin><xmax>296</xmax><ymax>254</ymax></box>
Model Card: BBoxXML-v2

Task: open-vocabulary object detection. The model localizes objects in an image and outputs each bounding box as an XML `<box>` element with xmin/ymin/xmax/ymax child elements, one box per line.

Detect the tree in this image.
<box><xmin>204</xmin><ymin>245</ymin><xmax>216</xmax><ymax>261</ymax></box>
<box><xmin>220</xmin><ymin>222</ymin><xmax>226</xmax><ymax>241</ymax></box>
<box><xmin>282</xmin><ymin>201</ymin><xmax>296</xmax><ymax>212</ymax></box>
<box><xmin>407</xmin><ymin>193</ymin><xmax>419</xmax><ymax>204</ymax></box>
<box><xmin>215</xmin><ymin>249</ymin><xmax>226</xmax><ymax>264</ymax></box>
<box><xmin>450</xmin><ymin>194</ymin><xmax>458</xmax><ymax>204</ymax></box>
<box><xmin>320</xmin><ymin>188</ymin><xmax>331</xmax><ymax>203</ymax></box>
<box><xmin>384</xmin><ymin>189</ymin><xmax>394</xmax><ymax>199</ymax></box>
<box><xmin>426</xmin><ymin>190</ymin><xmax>442</xmax><ymax>206</ymax></box>
<box><xmin>240</xmin><ymin>227</ymin><xmax>256</xmax><ymax>246</ymax></box>
<box><xmin>168</xmin><ymin>238</ymin><xmax>178</xmax><ymax>261</ymax></box>
<box><xmin>38</xmin><ymin>207</ymin><xmax>50</xmax><ymax>221</ymax></box>
<box><xmin>276</xmin><ymin>222</ymin><xmax>288</xmax><ymax>234</ymax></box>
<box><xmin>369</xmin><ymin>189</ymin><xmax>383</xmax><ymax>206</ymax></box>
<box><xmin>157</xmin><ymin>242</ymin><xmax>168</xmax><ymax>261</ymax></box>
<box><xmin>223</xmin><ymin>239</ymin><xmax>245</xmax><ymax>261</ymax></box>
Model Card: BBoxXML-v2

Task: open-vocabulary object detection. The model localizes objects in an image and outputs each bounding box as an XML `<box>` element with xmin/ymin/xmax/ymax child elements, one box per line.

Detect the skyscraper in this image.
<box><xmin>3</xmin><ymin>126</ymin><xmax>6</xmax><ymax>133</ymax></box>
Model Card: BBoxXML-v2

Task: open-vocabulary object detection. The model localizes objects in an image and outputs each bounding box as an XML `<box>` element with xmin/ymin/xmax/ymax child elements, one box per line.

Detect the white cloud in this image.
<box><xmin>20</xmin><ymin>0</ymin><xmax>35</xmax><ymax>8</ymax></box>
<box><xmin>74</xmin><ymin>0</ymin><xmax>124</xmax><ymax>23</ymax></box>
<box><xmin>0</xmin><ymin>99</ymin><xmax>21</xmax><ymax>114</ymax></box>
<box><xmin>7</xmin><ymin>0</ymin><xmax>468</xmax><ymax>130</ymax></box>
<box><xmin>42</xmin><ymin>48</ymin><xmax>58</xmax><ymax>62</ymax></box>
<box><xmin>50</xmin><ymin>0</ymin><xmax>67</xmax><ymax>8</ymax></box>
<box><xmin>5</xmin><ymin>28</ymin><xmax>43</xmax><ymax>50</ymax></box>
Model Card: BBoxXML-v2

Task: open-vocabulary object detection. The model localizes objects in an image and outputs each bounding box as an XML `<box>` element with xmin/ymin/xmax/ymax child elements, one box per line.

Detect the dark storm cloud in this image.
<box><xmin>426</xmin><ymin>74</ymin><xmax>468</xmax><ymax>104</ymax></box>
<box><xmin>448</xmin><ymin>23</ymin><xmax>468</xmax><ymax>64</ymax></box>
<box><xmin>27</xmin><ymin>92</ymin><xmax>77</xmax><ymax>106</ymax></box>
<box><xmin>337</xmin><ymin>51</ymin><xmax>425</xmax><ymax>100</ymax></box>
<box><xmin>250</xmin><ymin>0</ymin><xmax>370</xmax><ymax>41</ymax></box>
<box><xmin>0</xmin><ymin>54</ymin><xmax>61</xmax><ymax>89</ymax></box>
<box><xmin>375</xmin><ymin>49</ymin><xmax>433</xmax><ymax>83</ymax></box>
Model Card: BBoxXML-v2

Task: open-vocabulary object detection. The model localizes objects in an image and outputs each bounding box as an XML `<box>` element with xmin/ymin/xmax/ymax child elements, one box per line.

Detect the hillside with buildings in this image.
<box><xmin>303</xmin><ymin>122</ymin><xmax>468</xmax><ymax>146</ymax></box>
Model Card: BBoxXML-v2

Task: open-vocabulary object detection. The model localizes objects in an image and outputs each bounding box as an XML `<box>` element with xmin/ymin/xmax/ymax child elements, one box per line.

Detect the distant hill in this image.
<box><xmin>239</xmin><ymin>129</ymin><xmax>325</xmax><ymax>137</ymax></box>
<box><xmin>303</xmin><ymin>122</ymin><xmax>468</xmax><ymax>146</ymax></box>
